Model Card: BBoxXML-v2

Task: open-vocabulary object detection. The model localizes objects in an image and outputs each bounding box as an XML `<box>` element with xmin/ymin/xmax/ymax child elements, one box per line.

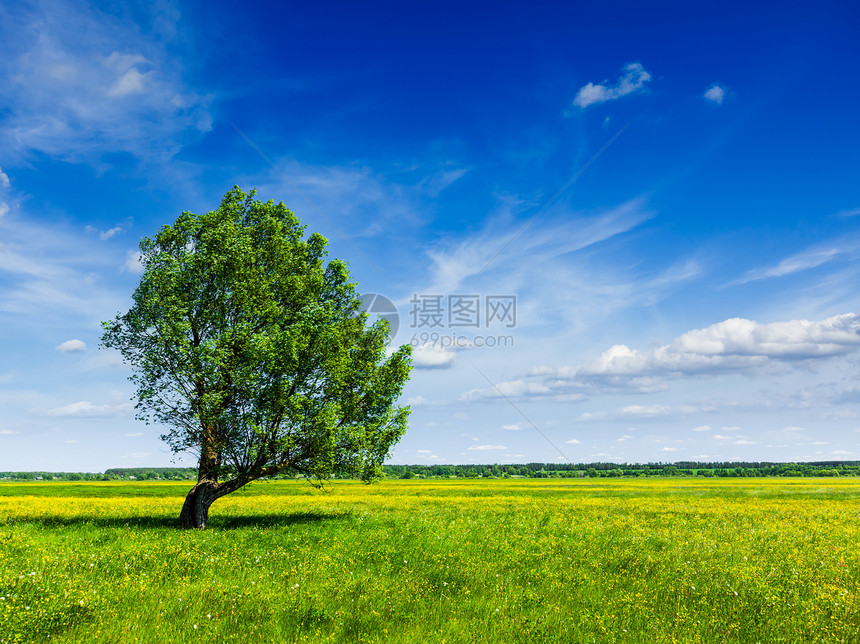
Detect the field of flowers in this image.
<box><xmin>1</xmin><ymin>478</ymin><xmax>859</xmax><ymax>643</ymax></box>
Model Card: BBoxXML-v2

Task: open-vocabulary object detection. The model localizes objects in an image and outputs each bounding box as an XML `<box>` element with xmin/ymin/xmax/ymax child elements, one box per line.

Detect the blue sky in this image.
<box><xmin>2</xmin><ymin>0</ymin><xmax>860</xmax><ymax>471</ymax></box>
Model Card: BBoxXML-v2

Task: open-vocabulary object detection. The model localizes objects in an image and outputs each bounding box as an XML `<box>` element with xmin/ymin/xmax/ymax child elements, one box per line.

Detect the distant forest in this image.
<box><xmin>2</xmin><ymin>461</ymin><xmax>859</xmax><ymax>481</ymax></box>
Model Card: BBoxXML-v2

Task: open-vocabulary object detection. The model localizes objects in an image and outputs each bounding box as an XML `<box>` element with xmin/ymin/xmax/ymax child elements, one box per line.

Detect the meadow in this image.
<box><xmin>1</xmin><ymin>478</ymin><xmax>859</xmax><ymax>643</ymax></box>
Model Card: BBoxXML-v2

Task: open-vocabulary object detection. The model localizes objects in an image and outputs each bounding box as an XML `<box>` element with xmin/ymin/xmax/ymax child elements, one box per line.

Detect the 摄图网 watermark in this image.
<box><xmin>358</xmin><ymin>293</ymin><xmax>518</xmax><ymax>349</ymax></box>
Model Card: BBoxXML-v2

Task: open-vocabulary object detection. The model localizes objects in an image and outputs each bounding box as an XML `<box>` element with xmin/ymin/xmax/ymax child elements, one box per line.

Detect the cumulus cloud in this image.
<box><xmin>56</xmin><ymin>339</ymin><xmax>86</xmax><ymax>353</ymax></box>
<box><xmin>0</xmin><ymin>168</ymin><xmax>9</xmax><ymax>188</ymax></box>
<box><xmin>573</xmin><ymin>63</ymin><xmax>652</xmax><ymax>108</ymax></box>
<box><xmin>467</xmin><ymin>444</ymin><xmax>508</xmax><ymax>451</ymax></box>
<box><xmin>0</xmin><ymin>203</ymin><xmax>9</xmax><ymax>218</ymax></box>
<box><xmin>461</xmin><ymin>312</ymin><xmax>860</xmax><ymax>401</ymax></box>
<box><xmin>582</xmin><ymin>313</ymin><xmax>860</xmax><ymax>376</ymax></box>
<box><xmin>412</xmin><ymin>344</ymin><xmax>456</xmax><ymax>369</ymax></box>
<box><xmin>704</xmin><ymin>84</ymin><xmax>725</xmax><ymax>104</ymax></box>
<box><xmin>691</xmin><ymin>425</ymin><xmax>712</xmax><ymax>432</ymax></box>
<box><xmin>0</xmin><ymin>429</ymin><xmax>21</xmax><ymax>435</ymax></box>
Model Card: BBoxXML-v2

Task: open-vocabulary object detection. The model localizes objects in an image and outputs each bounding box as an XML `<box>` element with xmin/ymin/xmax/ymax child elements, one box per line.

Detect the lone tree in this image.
<box><xmin>102</xmin><ymin>187</ymin><xmax>412</xmax><ymax>529</ymax></box>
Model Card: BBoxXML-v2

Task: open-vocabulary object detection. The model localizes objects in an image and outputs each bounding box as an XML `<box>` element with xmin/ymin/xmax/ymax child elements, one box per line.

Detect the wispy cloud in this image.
<box><xmin>30</xmin><ymin>400</ymin><xmax>132</xmax><ymax>418</ymax></box>
<box><xmin>729</xmin><ymin>240</ymin><xmax>858</xmax><ymax>285</ymax></box>
<box><xmin>122</xmin><ymin>452</ymin><xmax>152</xmax><ymax>459</ymax></box>
<box><xmin>422</xmin><ymin>197</ymin><xmax>653</xmax><ymax>296</ymax></box>
<box><xmin>0</xmin><ymin>0</ymin><xmax>212</xmax><ymax>162</ymax></box>
<box><xmin>573</xmin><ymin>63</ymin><xmax>652</xmax><ymax>109</ymax></box>
<box><xmin>0</xmin><ymin>215</ymin><xmax>128</xmax><ymax>324</ymax></box>
<box><xmin>834</xmin><ymin>207</ymin><xmax>860</xmax><ymax>218</ymax></box>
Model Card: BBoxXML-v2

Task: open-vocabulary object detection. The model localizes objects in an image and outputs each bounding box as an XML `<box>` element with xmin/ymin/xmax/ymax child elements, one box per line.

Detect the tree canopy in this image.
<box><xmin>101</xmin><ymin>187</ymin><xmax>412</xmax><ymax>528</ymax></box>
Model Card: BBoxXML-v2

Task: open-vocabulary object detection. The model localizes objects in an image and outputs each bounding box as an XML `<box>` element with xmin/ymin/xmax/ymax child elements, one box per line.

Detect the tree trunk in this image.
<box><xmin>179</xmin><ymin>481</ymin><xmax>220</xmax><ymax>529</ymax></box>
<box><xmin>179</xmin><ymin>476</ymin><xmax>249</xmax><ymax>529</ymax></box>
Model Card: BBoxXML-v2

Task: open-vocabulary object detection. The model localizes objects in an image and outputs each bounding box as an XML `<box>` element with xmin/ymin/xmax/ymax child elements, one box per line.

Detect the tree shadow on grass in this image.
<box><xmin>5</xmin><ymin>511</ymin><xmax>348</xmax><ymax>531</ymax></box>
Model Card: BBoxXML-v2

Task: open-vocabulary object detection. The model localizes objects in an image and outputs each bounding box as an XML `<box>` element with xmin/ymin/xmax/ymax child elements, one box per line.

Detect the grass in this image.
<box><xmin>1</xmin><ymin>478</ymin><xmax>859</xmax><ymax>643</ymax></box>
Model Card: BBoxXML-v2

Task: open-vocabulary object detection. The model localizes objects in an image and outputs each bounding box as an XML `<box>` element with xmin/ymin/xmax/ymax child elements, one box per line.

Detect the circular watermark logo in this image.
<box><xmin>358</xmin><ymin>293</ymin><xmax>400</xmax><ymax>338</ymax></box>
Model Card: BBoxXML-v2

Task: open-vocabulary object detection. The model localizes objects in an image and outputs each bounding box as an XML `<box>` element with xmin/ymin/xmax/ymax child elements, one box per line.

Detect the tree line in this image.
<box><xmin>3</xmin><ymin>462</ymin><xmax>859</xmax><ymax>481</ymax></box>
<box><xmin>0</xmin><ymin>468</ymin><xmax>198</xmax><ymax>481</ymax></box>
<box><xmin>383</xmin><ymin>461</ymin><xmax>860</xmax><ymax>478</ymax></box>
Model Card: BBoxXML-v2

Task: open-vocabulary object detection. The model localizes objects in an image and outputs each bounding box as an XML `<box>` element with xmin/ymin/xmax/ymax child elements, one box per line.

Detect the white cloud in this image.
<box><xmin>406</xmin><ymin>395</ymin><xmax>431</xmax><ymax>407</ymax></box>
<box><xmin>104</xmin><ymin>53</ymin><xmax>151</xmax><ymax>97</ymax></box>
<box><xmin>0</xmin><ymin>203</ymin><xmax>9</xmax><ymax>218</ymax></box>
<box><xmin>56</xmin><ymin>339</ymin><xmax>86</xmax><ymax>353</ymax></box>
<box><xmin>730</xmin><ymin>241</ymin><xmax>857</xmax><ymax>285</ymax></box>
<box><xmin>0</xmin><ymin>2</ymin><xmax>212</xmax><ymax>162</ymax></box>
<box><xmin>123</xmin><ymin>250</ymin><xmax>145</xmax><ymax>273</ymax></box>
<box><xmin>621</xmin><ymin>404</ymin><xmax>697</xmax><ymax>417</ymax></box>
<box><xmin>122</xmin><ymin>452</ymin><xmax>151</xmax><ymax>459</ymax></box>
<box><xmin>501</xmin><ymin>424</ymin><xmax>524</xmax><ymax>430</ymax></box>
<box><xmin>704</xmin><ymin>84</ymin><xmax>725</xmax><ymax>104</ymax></box>
<box><xmin>691</xmin><ymin>425</ymin><xmax>712</xmax><ymax>432</ymax></box>
<box><xmin>467</xmin><ymin>444</ymin><xmax>508</xmax><ymax>451</ymax></box>
<box><xmin>412</xmin><ymin>344</ymin><xmax>456</xmax><ymax>369</ymax></box>
<box><xmin>583</xmin><ymin>313</ymin><xmax>860</xmax><ymax>376</ymax></box>
<box><xmin>0</xmin><ymin>429</ymin><xmax>20</xmax><ymax>435</ymax></box>
<box><xmin>461</xmin><ymin>379</ymin><xmax>555</xmax><ymax>401</ymax></box>
<box><xmin>565</xmin><ymin>438</ymin><xmax>582</xmax><ymax>444</ymax></box>
<box><xmin>0</xmin><ymin>217</ymin><xmax>126</xmax><ymax>325</ymax></box>
<box><xmin>464</xmin><ymin>312</ymin><xmax>860</xmax><ymax>403</ymax></box>
<box><xmin>835</xmin><ymin>207</ymin><xmax>860</xmax><ymax>218</ymax></box>
<box><xmin>31</xmin><ymin>400</ymin><xmax>132</xmax><ymax>418</ymax></box>
<box><xmin>0</xmin><ymin>168</ymin><xmax>9</xmax><ymax>188</ymax></box>
<box><xmin>100</xmin><ymin>226</ymin><xmax>124</xmax><ymax>240</ymax></box>
<box><xmin>573</xmin><ymin>62</ymin><xmax>652</xmax><ymax>108</ymax></box>
<box><xmin>422</xmin><ymin>197</ymin><xmax>653</xmax><ymax>296</ymax></box>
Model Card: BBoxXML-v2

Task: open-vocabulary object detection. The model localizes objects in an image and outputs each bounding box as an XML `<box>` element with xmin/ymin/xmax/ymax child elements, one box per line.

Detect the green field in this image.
<box><xmin>2</xmin><ymin>479</ymin><xmax>859</xmax><ymax>643</ymax></box>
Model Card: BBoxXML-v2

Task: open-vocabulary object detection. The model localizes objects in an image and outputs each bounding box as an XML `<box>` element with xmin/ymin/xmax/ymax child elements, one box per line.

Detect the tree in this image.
<box><xmin>102</xmin><ymin>187</ymin><xmax>412</xmax><ymax>529</ymax></box>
